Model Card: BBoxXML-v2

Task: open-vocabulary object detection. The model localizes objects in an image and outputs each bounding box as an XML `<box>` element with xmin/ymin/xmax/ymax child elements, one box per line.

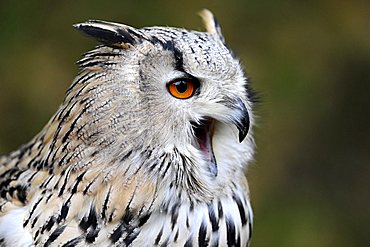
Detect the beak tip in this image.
<box><xmin>238</xmin><ymin>128</ymin><xmax>248</xmax><ymax>143</ymax></box>
<box><xmin>229</xmin><ymin>97</ymin><xmax>251</xmax><ymax>143</ymax></box>
<box><xmin>236</xmin><ymin>101</ymin><xmax>250</xmax><ymax>143</ymax></box>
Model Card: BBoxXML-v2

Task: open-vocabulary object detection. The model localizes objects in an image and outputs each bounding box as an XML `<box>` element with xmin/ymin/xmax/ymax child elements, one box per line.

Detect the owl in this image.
<box><xmin>0</xmin><ymin>9</ymin><xmax>256</xmax><ymax>247</ymax></box>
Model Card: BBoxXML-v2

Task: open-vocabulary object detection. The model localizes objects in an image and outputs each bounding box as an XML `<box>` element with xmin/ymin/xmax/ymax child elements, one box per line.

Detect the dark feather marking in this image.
<box><xmin>83</xmin><ymin>175</ymin><xmax>99</xmax><ymax>195</ymax></box>
<box><xmin>27</xmin><ymin>171</ymin><xmax>38</xmax><ymax>182</ymax></box>
<box><xmin>64</xmin><ymin>73</ymin><xmax>98</xmax><ymax>102</ymax></box>
<box><xmin>150</xmin><ymin>151</ymin><xmax>168</xmax><ymax>177</ymax></box>
<box><xmin>226</xmin><ymin>217</ymin><xmax>236</xmax><ymax>247</ymax></box>
<box><xmin>41</xmin><ymin>216</ymin><xmax>56</xmax><ymax>234</ymax></box>
<box><xmin>162</xmin><ymin>161</ymin><xmax>171</xmax><ymax>178</ymax></box>
<box><xmin>24</xmin><ymin>196</ymin><xmax>43</xmax><ymax>227</ymax></box>
<box><xmin>170</xmin><ymin>203</ymin><xmax>180</xmax><ymax>230</ymax></box>
<box><xmin>45</xmin><ymin>193</ymin><xmax>53</xmax><ymax>203</ymax></box>
<box><xmin>126</xmin><ymin>28</ymin><xmax>147</xmax><ymax>41</ymax></box>
<box><xmin>198</xmin><ymin>221</ymin><xmax>209</xmax><ymax>247</ymax></box>
<box><xmin>197</xmin><ymin>35</ymin><xmax>207</xmax><ymax>42</ymax></box>
<box><xmin>110</xmin><ymin>209</ymin><xmax>135</xmax><ymax>244</ymax></box>
<box><xmin>248</xmin><ymin>221</ymin><xmax>253</xmax><ymax>240</ymax></box>
<box><xmin>236</xmin><ymin>233</ymin><xmax>241</xmax><ymax>247</ymax></box>
<box><xmin>79</xmin><ymin>206</ymin><xmax>98</xmax><ymax>232</ymax></box>
<box><xmin>124</xmin><ymin>230</ymin><xmax>140</xmax><ymax>246</ymax></box>
<box><xmin>57</xmin><ymin>147</ymin><xmax>70</xmax><ymax>166</ymax></box>
<box><xmin>233</xmin><ymin>195</ymin><xmax>247</xmax><ymax>226</ymax></box>
<box><xmin>115</xmin><ymin>28</ymin><xmax>137</xmax><ymax>44</ymax></box>
<box><xmin>79</xmin><ymin>60</ymin><xmax>117</xmax><ymax>68</ymax></box>
<box><xmin>80</xmin><ymin>206</ymin><xmax>101</xmax><ymax>243</ymax></box>
<box><xmin>120</xmin><ymin>150</ymin><xmax>132</xmax><ymax>162</ymax></box>
<box><xmin>148</xmin><ymin>162</ymin><xmax>158</xmax><ymax>172</ymax></box>
<box><xmin>39</xmin><ymin>175</ymin><xmax>54</xmax><ymax>189</ymax></box>
<box><xmin>108</xmin><ymin>211</ymin><xmax>114</xmax><ymax>223</ymax></box>
<box><xmin>174</xmin><ymin>229</ymin><xmax>179</xmax><ymax>242</ymax></box>
<box><xmin>184</xmin><ymin>236</ymin><xmax>193</xmax><ymax>247</ymax></box>
<box><xmin>154</xmin><ymin>227</ymin><xmax>163</xmax><ymax>245</ymax></box>
<box><xmin>189</xmin><ymin>200</ymin><xmax>194</xmax><ymax>212</ymax></box>
<box><xmin>0</xmin><ymin>167</ymin><xmax>19</xmax><ymax>179</ymax></box>
<box><xmin>109</xmin><ymin>224</ymin><xmax>124</xmax><ymax>243</ymax></box>
<box><xmin>10</xmin><ymin>184</ymin><xmax>28</xmax><ymax>204</ymax></box>
<box><xmin>149</xmin><ymin>36</ymin><xmax>164</xmax><ymax>47</ymax></box>
<box><xmin>30</xmin><ymin>215</ymin><xmax>39</xmax><ymax>228</ymax></box>
<box><xmin>161</xmin><ymin>238</ymin><xmax>169</xmax><ymax>247</ymax></box>
<box><xmin>60</xmin><ymin>236</ymin><xmax>84</xmax><ymax>247</ymax></box>
<box><xmin>0</xmin><ymin>168</ymin><xmax>22</xmax><ymax>192</ymax></box>
<box><xmin>53</xmin><ymin>169</ymin><xmax>66</xmax><ymax>190</ymax></box>
<box><xmin>64</xmin><ymin>75</ymin><xmax>103</xmax><ymax>108</ymax></box>
<box><xmin>151</xmin><ymin>39</ymin><xmax>185</xmax><ymax>73</ymax></box>
<box><xmin>218</xmin><ymin>200</ymin><xmax>224</xmax><ymax>219</ymax></box>
<box><xmin>173</xmin><ymin>47</ymin><xmax>185</xmax><ymax>72</ymax></box>
<box><xmin>80</xmin><ymin>51</ymin><xmax>121</xmax><ymax>60</ymax></box>
<box><xmin>101</xmin><ymin>186</ymin><xmax>112</xmax><ymax>219</ymax></box>
<box><xmin>138</xmin><ymin>213</ymin><xmax>151</xmax><ymax>227</ymax></box>
<box><xmin>208</xmin><ymin>203</ymin><xmax>219</xmax><ymax>232</ymax></box>
<box><xmin>86</xmin><ymin>226</ymin><xmax>100</xmax><ymax>243</ymax></box>
<box><xmin>122</xmin><ymin>208</ymin><xmax>134</xmax><ymax>225</ymax></box>
<box><xmin>27</xmin><ymin>155</ymin><xmax>39</xmax><ymax>170</ymax></box>
<box><xmin>57</xmin><ymin>196</ymin><xmax>72</xmax><ymax>223</ymax></box>
<box><xmin>43</xmin><ymin>225</ymin><xmax>67</xmax><ymax>247</ymax></box>
<box><xmin>46</xmin><ymin>100</ymin><xmax>79</xmax><ymax>164</ymax></box>
<box><xmin>61</xmin><ymin>106</ymin><xmax>89</xmax><ymax>144</ymax></box>
<box><xmin>34</xmin><ymin>229</ymin><xmax>40</xmax><ymax>240</ymax></box>
<box><xmin>0</xmin><ymin>190</ymin><xmax>5</xmax><ymax>199</ymax></box>
<box><xmin>71</xmin><ymin>171</ymin><xmax>86</xmax><ymax>194</ymax></box>
<box><xmin>58</xmin><ymin>168</ymin><xmax>72</xmax><ymax>197</ymax></box>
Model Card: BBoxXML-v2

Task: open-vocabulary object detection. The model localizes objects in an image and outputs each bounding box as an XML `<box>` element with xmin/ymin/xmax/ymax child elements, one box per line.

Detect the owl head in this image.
<box><xmin>69</xmin><ymin>10</ymin><xmax>256</xmax><ymax>199</ymax></box>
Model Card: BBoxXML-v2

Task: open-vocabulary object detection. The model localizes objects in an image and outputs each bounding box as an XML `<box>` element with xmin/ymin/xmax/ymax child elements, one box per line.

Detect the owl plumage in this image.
<box><xmin>0</xmin><ymin>10</ymin><xmax>256</xmax><ymax>247</ymax></box>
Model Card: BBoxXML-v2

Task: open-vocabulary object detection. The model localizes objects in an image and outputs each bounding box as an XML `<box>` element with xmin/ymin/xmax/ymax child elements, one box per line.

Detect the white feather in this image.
<box><xmin>0</xmin><ymin>207</ymin><xmax>33</xmax><ymax>247</ymax></box>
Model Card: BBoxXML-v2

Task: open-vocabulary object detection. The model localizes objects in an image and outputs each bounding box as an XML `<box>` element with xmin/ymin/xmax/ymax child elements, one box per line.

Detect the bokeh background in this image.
<box><xmin>0</xmin><ymin>1</ymin><xmax>369</xmax><ymax>246</ymax></box>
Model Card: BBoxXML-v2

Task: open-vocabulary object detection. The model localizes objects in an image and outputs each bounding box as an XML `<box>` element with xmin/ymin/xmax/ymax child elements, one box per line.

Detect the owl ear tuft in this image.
<box><xmin>199</xmin><ymin>9</ymin><xmax>225</xmax><ymax>43</ymax></box>
<box><xmin>74</xmin><ymin>20</ymin><xmax>146</xmax><ymax>48</ymax></box>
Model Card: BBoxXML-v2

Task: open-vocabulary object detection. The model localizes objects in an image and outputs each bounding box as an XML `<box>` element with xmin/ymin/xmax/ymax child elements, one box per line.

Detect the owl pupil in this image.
<box><xmin>175</xmin><ymin>81</ymin><xmax>188</xmax><ymax>93</ymax></box>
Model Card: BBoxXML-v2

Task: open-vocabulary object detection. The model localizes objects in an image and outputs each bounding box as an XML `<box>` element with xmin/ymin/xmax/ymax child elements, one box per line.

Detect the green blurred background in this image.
<box><xmin>0</xmin><ymin>0</ymin><xmax>369</xmax><ymax>246</ymax></box>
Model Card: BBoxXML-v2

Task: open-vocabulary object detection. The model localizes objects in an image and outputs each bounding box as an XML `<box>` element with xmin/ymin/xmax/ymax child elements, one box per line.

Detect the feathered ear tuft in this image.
<box><xmin>74</xmin><ymin>20</ymin><xmax>147</xmax><ymax>48</ymax></box>
<box><xmin>199</xmin><ymin>9</ymin><xmax>225</xmax><ymax>44</ymax></box>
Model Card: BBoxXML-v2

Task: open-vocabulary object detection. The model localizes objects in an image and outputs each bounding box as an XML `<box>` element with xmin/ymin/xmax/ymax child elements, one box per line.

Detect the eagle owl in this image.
<box><xmin>0</xmin><ymin>10</ymin><xmax>256</xmax><ymax>247</ymax></box>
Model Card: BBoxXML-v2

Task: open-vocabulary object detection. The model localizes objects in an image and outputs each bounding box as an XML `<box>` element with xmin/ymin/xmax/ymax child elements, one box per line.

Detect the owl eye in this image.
<box><xmin>167</xmin><ymin>79</ymin><xmax>199</xmax><ymax>99</ymax></box>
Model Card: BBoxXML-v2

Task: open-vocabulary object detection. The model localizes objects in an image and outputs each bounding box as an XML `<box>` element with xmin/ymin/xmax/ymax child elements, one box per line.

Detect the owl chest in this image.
<box><xmin>129</xmin><ymin>195</ymin><xmax>253</xmax><ymax>247</ymax></box>
<box><xmin>14</xmin><ymin>179</ymin><xmax>252</xmax><ymax>246</ymax></box>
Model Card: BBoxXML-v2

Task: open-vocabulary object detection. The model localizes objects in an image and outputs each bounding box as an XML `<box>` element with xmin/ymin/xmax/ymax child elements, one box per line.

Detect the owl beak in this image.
<box><xmin>232</xmin><ymin>99</ymin><xmax>250</xmax><ymax>143</ymax></box>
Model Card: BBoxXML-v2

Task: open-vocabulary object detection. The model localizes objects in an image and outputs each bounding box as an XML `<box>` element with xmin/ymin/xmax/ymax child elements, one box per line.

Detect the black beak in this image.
<box><xmin>232</xmin><ymin>99</ymin><xmax>250</xmax><ymax>143</ymax></box>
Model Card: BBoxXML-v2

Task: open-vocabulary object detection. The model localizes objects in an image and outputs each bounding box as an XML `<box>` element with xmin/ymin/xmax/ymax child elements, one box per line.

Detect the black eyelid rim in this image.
<box><xmin>166</xmin><ymin>73</ymin><xmax>200</xmax><ymax>88</ymax></box>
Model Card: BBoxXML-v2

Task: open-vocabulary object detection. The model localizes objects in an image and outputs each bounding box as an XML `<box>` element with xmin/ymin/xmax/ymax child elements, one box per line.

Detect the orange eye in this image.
<box><xmin>167</xmin><ymin>79</ymin><xmax>199</xmax><ymax>99</ymax></box>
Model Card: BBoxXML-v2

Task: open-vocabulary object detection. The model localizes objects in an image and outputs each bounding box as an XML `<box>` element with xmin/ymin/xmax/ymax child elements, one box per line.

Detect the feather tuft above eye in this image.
<box><xmin>74</xmin><ymin>20</ymin><xmax>147</xmax><ymax>48</ymax></box>
<box><xmin>199</xmin><ymin>9</ymin><xmax>225</xmax><ymax>44</ymax></box>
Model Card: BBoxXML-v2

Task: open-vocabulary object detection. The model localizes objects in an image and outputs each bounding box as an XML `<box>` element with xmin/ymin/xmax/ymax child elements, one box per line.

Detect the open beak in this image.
<box><xmin>192</xmin><ymin>98</ymin><xmax>250</xmax><ymax>176</ymax></box>
<box><xmin>191</xmin><ymin>98</ymin><xmax>250</xmax><ymax>176</ymax></box>
<box><xmin>192</xmin><ymin>119</ymin><xmax>218</xmax><ymax>176</ymax></box>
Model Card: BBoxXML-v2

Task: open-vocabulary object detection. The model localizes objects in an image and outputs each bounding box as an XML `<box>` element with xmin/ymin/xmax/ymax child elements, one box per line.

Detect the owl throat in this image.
<box><xmin>192</xmin><ymin>118</ymin><xmax>218</xmax><ymax>176</ymax></box>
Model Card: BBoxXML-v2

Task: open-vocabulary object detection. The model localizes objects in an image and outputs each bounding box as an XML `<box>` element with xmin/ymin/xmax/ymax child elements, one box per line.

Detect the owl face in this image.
<box><xmin>73</xmin><ymin>11</ymin><xmax>255</xmax><ymax>196</ymax></box>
